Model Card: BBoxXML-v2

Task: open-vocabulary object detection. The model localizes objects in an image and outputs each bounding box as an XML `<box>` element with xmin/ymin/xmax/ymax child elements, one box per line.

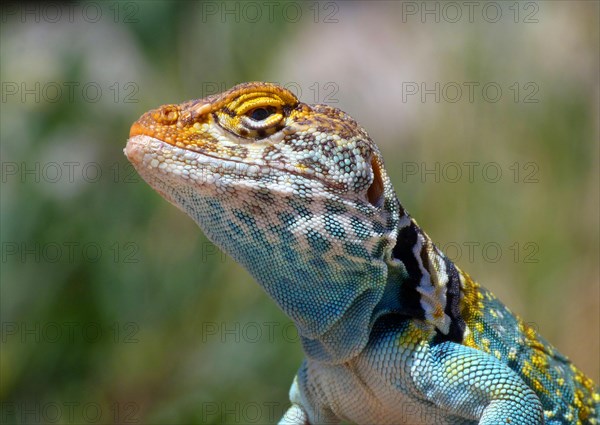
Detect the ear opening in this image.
<box><xmin>367</xmin><ymin>157</ymin><xmax>385</xmax><ymax>208</ymax></box>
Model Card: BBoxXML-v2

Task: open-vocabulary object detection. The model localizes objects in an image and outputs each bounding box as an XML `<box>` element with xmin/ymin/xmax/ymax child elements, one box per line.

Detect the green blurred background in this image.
<box><xmin>1</xmin><ymin>1</ymin><xmax>598</xmax><ymax>423</ymax></box>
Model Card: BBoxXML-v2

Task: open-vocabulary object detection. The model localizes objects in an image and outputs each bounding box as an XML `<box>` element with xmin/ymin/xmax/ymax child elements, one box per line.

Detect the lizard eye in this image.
<box><xmin>248</xmin><ymin>107</ymin><xmax>273</xmax><ymax>121</ymax></box>
<box><xmin>240</xmin><ymin>105</ymin><xmax>283</xmax><ymax>133</ymax></box>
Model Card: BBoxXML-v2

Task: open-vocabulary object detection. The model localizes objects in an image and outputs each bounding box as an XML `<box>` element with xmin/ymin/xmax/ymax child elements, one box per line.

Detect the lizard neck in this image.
<box><xmin>185</xmin><ymin>187</ymin><xmax>466</xmax><ymax>362</ymax></box>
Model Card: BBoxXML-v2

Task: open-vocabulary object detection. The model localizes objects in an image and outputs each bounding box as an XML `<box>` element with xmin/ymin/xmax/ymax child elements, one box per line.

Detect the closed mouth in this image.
<box><xmin>125</xmin><ymin>134</ymin><xmax>342</xmax><ymax>190</ymax></box>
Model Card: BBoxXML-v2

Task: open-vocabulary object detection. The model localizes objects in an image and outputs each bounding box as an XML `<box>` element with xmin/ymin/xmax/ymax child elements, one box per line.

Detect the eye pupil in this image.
<box><xmin>250</xmin><ymin>107</ymin><xmax>272</xmax><ymax>121</ymax></box>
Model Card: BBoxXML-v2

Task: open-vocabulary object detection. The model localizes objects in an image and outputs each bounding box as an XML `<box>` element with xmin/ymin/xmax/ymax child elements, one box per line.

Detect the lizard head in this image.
<box><xmin>126</xmin><ymin>82</ymin><xmax>402</xmax><ymax>362</ymax></box>
<box><xmin>128</xmin><ymin>82</ymin><xmax>393</xmax><ymax>209</ymax></box>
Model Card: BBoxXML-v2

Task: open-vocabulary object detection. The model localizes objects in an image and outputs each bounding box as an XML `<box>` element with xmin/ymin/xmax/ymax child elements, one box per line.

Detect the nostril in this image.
<box><xmin>152</xmin><ymin>105</ymin><xmax>179</xmax><ymax>125</ymax></box>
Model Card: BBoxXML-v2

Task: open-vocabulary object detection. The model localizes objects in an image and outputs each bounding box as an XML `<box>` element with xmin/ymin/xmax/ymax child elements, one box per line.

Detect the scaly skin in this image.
<box><xmin>125</xmin><ymin>82</ymin><xmax>599</xmax><ymax>424</ymax></box>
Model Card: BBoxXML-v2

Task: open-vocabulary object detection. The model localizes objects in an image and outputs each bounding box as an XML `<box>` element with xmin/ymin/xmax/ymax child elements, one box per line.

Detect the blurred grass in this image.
<box><xmin>1</xmin><ymin>1</ymin><xmax>598</xmax><ymax>424</ymax></box>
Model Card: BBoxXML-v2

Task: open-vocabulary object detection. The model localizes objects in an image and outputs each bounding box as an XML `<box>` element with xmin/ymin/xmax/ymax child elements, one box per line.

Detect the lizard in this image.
<box><xmin>125</xmin><ymin>82</ymin><xmax>599</xmax><ymax>425</ymax></box>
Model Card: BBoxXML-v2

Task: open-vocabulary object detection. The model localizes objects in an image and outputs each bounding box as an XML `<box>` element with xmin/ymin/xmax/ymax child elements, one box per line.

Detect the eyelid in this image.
<box><xmin>237</xmin><ymin>98</ymin><xmax>282</xmax><ymax>116</ymax></box>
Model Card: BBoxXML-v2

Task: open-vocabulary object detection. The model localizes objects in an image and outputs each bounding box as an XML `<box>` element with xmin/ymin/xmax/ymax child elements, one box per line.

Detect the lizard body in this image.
<box><xmin>125</xmin><ymin>82</ymin><xmax>599</xmax><ymax>424</ymax></box>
